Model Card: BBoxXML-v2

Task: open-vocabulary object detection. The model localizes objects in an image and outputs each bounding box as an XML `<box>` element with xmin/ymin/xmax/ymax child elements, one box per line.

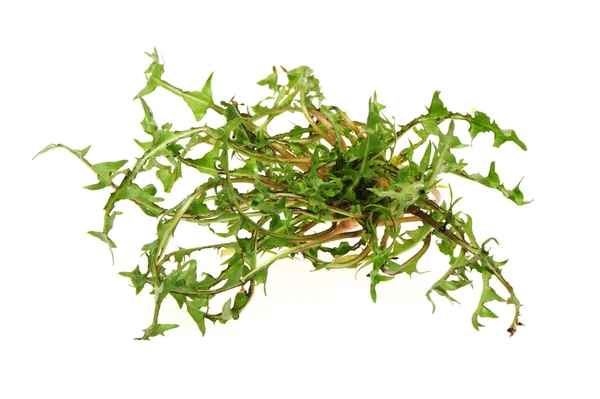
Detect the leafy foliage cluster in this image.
<box><xmin>36</xmin><ymin>50</ymin><xmax>528</xmax><ymax>339</ymax></box>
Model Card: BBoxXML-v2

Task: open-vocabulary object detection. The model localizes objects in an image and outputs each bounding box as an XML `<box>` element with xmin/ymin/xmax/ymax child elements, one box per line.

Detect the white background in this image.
<box><xmin>1</xmin><ymin>1</ymin><xmax>599</xmax><ymax>398</ymax></box>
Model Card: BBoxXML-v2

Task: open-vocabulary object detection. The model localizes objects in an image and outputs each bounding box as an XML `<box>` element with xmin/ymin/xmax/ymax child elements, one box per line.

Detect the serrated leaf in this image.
<box><xmin>119</xmin><ymin>266</ymin><xmax>147</xmax><ymax>295</ymax></box>
<box><xmin>370</xmin><ymin>272</ymin><xmax>394</xmax><ymax>303</ymax></box>
<box><xmin>114</xmin><ymin>183</ymin><xmax>164</xmax><ymax>204</ymax></box>
<box><xmin>139</xmin><ymin>97</ymin><xmax>158</xmax><ymax>134</ymax></box>
<box><xmin>183</xmin><ymin>141</ymin><xmax>220</xmax><ymax>176</ymax></box>
<box><xmin>481</xmin><ymin>285</ymin><xmax>506</xmax><ymax>303</ymax></box>
<box><xmin>485</xmin><ymin>162</ymin><xmax>501</xmax><ymax>188</ymax></box>
<box><xmin>419</xmin><ymin>91</ymin><xmax>450</xmax><ymax>136</ymax></box>
<box><xmin>135</xmin><ymin>48</ymin><xmax>164</xmax><ymax>99</ymax></box>
<box><xmin>354</xmin><ymin>133</ymin><xmax>386</xmax><ymax>158</ymax></box>
<box><xmin>369</xmin><ymin>258</ymin><xmax>394</xmax><ymax>303</ymax></box>
<box><xmin>186</xmin><ymin>304</ymin><xmax>206</xmax><ymax>335</ymax></box>
<box><xmin>392</xmin><ymin>225</ymin><xmax>433</xmax><ymax>256</ymax></box>
<box><xmin>134</xmin><ymin>139</ymin><xmax>152</xmax><ymax>151</ymax></box>
<box><xmin>91</xmin><ymin>160</ymin><xmax>128</xmax><ymax>185</ymax></box>
<box><xmin>385</xmin><ymin>259</ymin><xmax>420</xmax><ymax>276</ymax></box>
<box><xmin>427</xmin><ymin>91</ymin><xmax>449</xmax><ymax>118</ymax></box>
<box><xmin>219</xmin><ymin>255</ymin><xmax>245</xmax><ymax>291</ymax></box>
<box><xmin>471</xmin><ymin>315</ymin><xmax>484</xmax><ymax>330</ymax></box>
<box><xmin>144</xmin><ymin>323</ymin><xmax>179</xmax><ymax>338</ymax></box>
<box><xmin>478</xmin><ymin>305</ymin><xmax>499</xmax><ymax>319</ymax></box>
<box><xmin>460</xmin><ymin>163</ymin><xmax>531</xmax><ymax>206</ymax></box>
<box><xmin>427</xmin><ymin>287</ymin><xmax>459</xmax><ymax>314</ymax></box>
<box><xmin>183</xmin><ymin>73</ymin><xmax>214</xmax><ymax>121</ymax></box>
<box><xmin>180</xmin><ymin>259</ymin><xmax>198</xmax><ymax>286</ymax></box>
<box><xmin>494</xmin><ymin>128</ymin><xmax>525</xmax><ymax>149</ymax></box>
<box><xmin>253</xmin><ymin>268</ymin><xmax>269</xmax><ymax>295</ymax></box>
<box><xmin>186</xmin><ymin>194</ymin><xmax>211</xmax><ymax>216</ymax></box>
<box><xmin>366</xmin><ymin>93</ymin><xmax>387</xmax><ymax>129</ymax></box>
<box><xmin>171</xmin><ymin>293</ymin><xmax>186</xmax><ymax>309</ymax></box>
<box><xmin>286</xmin><ymin>66</ymin><xmax>319</xmax><ymax>92</ymax></box>
<box><xmin>437</xmin><ymin>239</ymin><xmax>457</xmax><ymax>257</ymax></box>
<box><xmin>419</xmin><ymin>142</ymin><xmax>432</xmax><ymax>174</ymax></box>
<box><xmin>156</xmin><ymin>163</ymin><xmax>181</xmax><ymax>193</ymax></box>
<box><xmin>33</xmin><ymin>143</ymin><xmax>91</xmax><ymax>160</ymax></box>
<box><xmin>507</xmin><ymin>179</ymin><xmax>528</xmax><ymax>205</ymax></box>
<box><xmin>472</xmin><ymin>269</ymin><xmax>506</xmax><ymax>330</ymax></box>
<box><xmin>87</xmin><ymin>231</ymin><xmax>116</xmax><ymax>248</ymax></box>
<box><xmin>257</xmin><ymin>69</ymin><xmax>278</xmax><ymax>91</ymax></box>
<box><xmin>156</xmin><ymin>168</ymin><xmax>173</xmax><ymax>191</ymax></box>
<box><xmin>468</xmin><ymin>111</ymin><xmax>527</xmax><ymax>150</ymax></box>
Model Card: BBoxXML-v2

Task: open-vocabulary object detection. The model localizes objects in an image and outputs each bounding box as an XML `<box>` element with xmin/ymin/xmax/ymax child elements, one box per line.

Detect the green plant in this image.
<box><xmin>36</xmin><ymin>50</ymin><xmax>529</xmax><ymax>339</ymax></box>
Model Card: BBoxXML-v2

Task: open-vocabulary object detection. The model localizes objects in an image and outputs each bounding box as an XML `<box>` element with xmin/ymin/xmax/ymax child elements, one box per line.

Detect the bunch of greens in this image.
<box><xmin>36</xmin><ymin>50</ymin><xmax>528</xmax><ymax>339</ymax></box>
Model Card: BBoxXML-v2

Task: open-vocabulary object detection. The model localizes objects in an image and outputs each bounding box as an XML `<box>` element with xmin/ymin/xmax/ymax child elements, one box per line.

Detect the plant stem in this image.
<box><xmin>241</xmin><ymin>230</ymin><xmax>364</xmax><ymax>282</ymax></box>
<box><xmin>152</xmin><ymin>77</ymin><xmax>225</xmax><ymax>115</ymax></box>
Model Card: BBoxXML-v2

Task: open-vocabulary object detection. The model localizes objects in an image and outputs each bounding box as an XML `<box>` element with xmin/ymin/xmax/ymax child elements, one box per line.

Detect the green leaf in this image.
<box><xmin>419</xmin><ymin>142</ymin><xmax>432</xmax><ymax>174</ymax></box>
<box><xmin>89</xmin><ymin>210</ymin><xmax>121</xmax><ymax>258</ymax></box>
<box><xmin>221</xmin><ymin>298</ymin><xmax>233</xmax><ymax>322</ymax></box>
<box><xmin>219</xmin><ymin>254</ymin><xmax>246</xmax><ymax>290</ymax></box>
<box><xmin>368</xmin><ymin>257</ymin><xmax>395</xmax><ymax>303</ymax></box>
<box><xmin>156</xmin><ymin>168</ymin><xmax>173</xmax><ymax>191</ymax></box>
<box><xmin>88</xmin><ymin>160</ymin><xmax>128</xmax><ymax>188</ymax></box>
<box><xmin>254</xmin><ymin>267</ymin><xmax>269</xmax><ymax>295</ymax></box>
<box><xmin>119</xmin><ymin>266</ymin><xmax>147</xmax><ymax>294</ymax></box>
<box><xmin>151</xmin><ymin>128</ymin><xmax>173</xmax><ymax>149</ymax></box>
<box><xmin>370</xmin><ymin>271</ymin><xmax>393</xmax><ymax>303</ymax></box>
<box><xmin>183</xmin><ymin>73</ymin><xmax>214</xmax><ymax>121</ymax></box>
<box><xmin>481</xmin><ymin>285</ymin><xmax>506</xmax><ymax>303</ymax></box>
<box><xmin>233</xmin><ymin>290</ymin><xmax>250</xmax><ymax>311</ymax></box>
<box><xmin>437</xmin><ymin>239</ymin><xmax>457</xmax><ymax>257</ymax></box>
<box><xmin>134</xmin><ymin>139</ymin><xmax>152</xmax><ymax>151</ymax></box>
<box><xmin>427</xmin><ymin>287</ymin><xmax>458</xmax><ymax>313</ymax></box>
<box><xmin>87</xmin><ymin>231</ymin><xmax>116</xmax><ymax>248</ymax></box>
<box><xmin>135</xmin><ymin>48</ymin><xmax>164</xmax><ymax>99</ymax></box>
<box><xmin>427</xmin><ymin>91</ymin><xmax>449</xmax><ymax>118</ymax></box>
<box><xmin>156</xmin><ymin>163</ymin><xmax>181</xmax><ymax>193</ymax></box>
<box><xmin>186</xmin><ymin>194</ymin><xmax>211</xmax><ymax>216</ymax></box>
<box><xmin>33</xmin><ymin>143</ymin><xmax>91</xmax><ymax>160</ymax></box>
<box><xmin>171</xmin><ymin>293</ymin><xmax>186</xmax><ymax>309</ymax></box>
<box><xmin>385</xmin><ymin>259</ymin><xmax>420</xmax><ymax>276</ymax></box>
<box><xmin>366</xmin><ymin>93</ymin><xmax>387</xmax><ymax>130</ymax></box>
<box><xmin>353</xmin><ymin>133</ymin><xmax>387</xmax><ymax>158</ymax></box>
<box><xmin>485</xmin><ymin>161</ymin><xmax>501</xmax><ymax>188</ymax></box>
<box><xmin>427</xmin><ymin>275</ymin><xmax>472</xmax><ymax>312</ymax></box>
<box><xmin>458</xmin><ymin>162</ymin><xmax>531</xmax><ymax>206</ymax></box>
<box><xmin>183</xmin><ymin>142</ymin><xmax>220</xmax><ymax>176</ymax></box>
<box><xmin>84</xmin><ymin>182</ymin><xmax>108</xmax><ymax>191</ymax></box>
<box><xmin>419</xmin><ymin>91</ymin><xmax>450</xmax><ymax>136</ymax></box>
<box><xmin>114</xmin><ymin>183</ymin><xmax>164</xmax><ymax>204</ymax></box>
<box><xmin>286</xmin><ymin>66</ymin><xmax>319</xmax><ymax>92</ymax></box>
<box><xmin>369</xmin><ymin>183</ymin><xmax>422</xmax><ymax>211</ymax></box>
<box><xmin>186</xmin><ymin>303</ymin><xmax>206</xmax><ymax>335</ymax></box>
<box><xmin>392</xmin><ymin>225</ymin><xmax>433</xmax><ymax>255</ymax></box>
<box><xmin>507</xmin><ymin>179</ymin><xmax>527</xmax><ymax>205</ymax></box>
<box><xmin>468</xmin><ymin>111</ymin><xmax>527</xmax><ymax>150</ymax></box>
<box><xmin>471</xmin><ymin>269</ymin><xmax>506</xmax><ymax>330</ymax></box>
<box><xmin>322</xmin><ymin>241</ymin><xmax>353</xmax><ymax>257</ymax></box>
<box><xmin>139</xmin><ymin>97</ymin><xmax>158</xmax><ymax>134</ymax></box>
<box><xmin>478</xmin><ymin>305</ymin><xmax>498</xmax><ymax>318</ymax></box>
<box><xmin>257</xmin><ymin>69</ymin><xmax>278</xmax><ymax>91</ymax></box>
<box><xmin>143</xmin><ymin>323</ymin><xmax>179</xmax><ymax>338</ymax></box>
<box><xmin>179</xmin><ymin>259</ymin><xmax>198</xmax><ymax>286</ymax></box>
